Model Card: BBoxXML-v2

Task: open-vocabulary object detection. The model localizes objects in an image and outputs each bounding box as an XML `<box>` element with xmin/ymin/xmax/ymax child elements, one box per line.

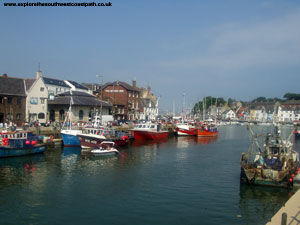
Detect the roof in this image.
<box><xmin>58</xmin><ymin>90</ymin><xmax>92</xmax><ymax>97</ymax></box>
<box><xmin>82</xmin><ymin>83</ymin><xmax>100</xmax><ymax>91</ymax></box>
<box><xmin>140</xmin><ymin>98</ymin><xmax>156</xmax><ymax>108</ymax></box>
<box><xmin>48</xmin><ymin>91</ymin><xmax>112</xmax><ymax>107</ymax></box>
<box><xmin>25</xmin><ymin>79</ymin><xmax>36</xmax><ymax>91</ymax></box>
<box><xmin>43</xmin><ymin>77</ymin><xmax>70</xmax><ymax>88</ymax></box>
<box><xmin>0</xmin><ymin>77</ymin><xmax>26</xmax><ymax>96</ymax></box>
<box><xmin>67</xmin><ymin>80</ymin><xmax>88</xmax><ymax>90</ymax></box>
<box><xmin>103</xmin><ymin>81</ymin><xmax>140</xmax><ymax>92</ymax></box>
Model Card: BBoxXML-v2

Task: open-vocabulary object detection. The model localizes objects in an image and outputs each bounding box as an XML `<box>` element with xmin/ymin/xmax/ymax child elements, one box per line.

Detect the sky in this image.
<box><xmin>1</xmin><ymin>0</ymin><xmax>300</xmax><ymax>113</ymax></box>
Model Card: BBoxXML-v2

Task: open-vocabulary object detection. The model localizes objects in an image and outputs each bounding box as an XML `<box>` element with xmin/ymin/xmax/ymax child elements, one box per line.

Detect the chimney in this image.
<box><xmin>147</xmin><ymin>85</ymin><xmax>151</xmax><ymax>96</ymax></box>
<box><xmin>132</xmin><ymin>78</ymin><xmax>136</xmax><ymax>87</ymax></box>
<box><xmin>36</xmin><ymin>70</ymin><xmax>42</xmax><ymax>79</ymax></box>
<box><xmin>2</xmin><ymin>73</ymin><xmax>8</xmax><ymax>78</ymax></box>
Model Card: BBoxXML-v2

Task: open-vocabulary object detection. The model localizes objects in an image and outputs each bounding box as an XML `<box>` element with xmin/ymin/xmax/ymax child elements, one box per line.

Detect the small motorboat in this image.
<box><xmin>90</xmin><ymin>141</ymin><xmax>119</xmax><ymax>156</ymax></box>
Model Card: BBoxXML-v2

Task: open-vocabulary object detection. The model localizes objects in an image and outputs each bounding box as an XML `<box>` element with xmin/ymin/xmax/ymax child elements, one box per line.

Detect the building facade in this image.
<box><xmin>0</xmin><ymin>74</ymin><xmax>26</xmax><ymax>126</ymax></box>
<box><xmin>102</xmin><ymin>80</ymin><xmax>141</xmax><ymax>121</ymax></box>
<box><xmin>48</xmin><ymin>91</ymin><xmax>112</xmax><ymax>123</ymax></box>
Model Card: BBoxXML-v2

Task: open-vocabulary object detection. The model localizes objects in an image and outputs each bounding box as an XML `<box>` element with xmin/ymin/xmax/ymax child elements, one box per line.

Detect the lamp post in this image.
<box><xmin>96</xmin><ymin>75</ymin><xmax>103</xmax><ymax>125</ymax></box>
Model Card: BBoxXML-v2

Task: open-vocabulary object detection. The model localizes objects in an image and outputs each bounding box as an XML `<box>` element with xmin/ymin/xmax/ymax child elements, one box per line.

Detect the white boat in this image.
<box><xmin>90</xmin><ymin>141</ymin><xmax>119</xmax><ymax>156</ymax></box>
<box><xmin>176</xmin><ymin>123</ymin><xmax>196</xmax><ymax>136</ymax></box>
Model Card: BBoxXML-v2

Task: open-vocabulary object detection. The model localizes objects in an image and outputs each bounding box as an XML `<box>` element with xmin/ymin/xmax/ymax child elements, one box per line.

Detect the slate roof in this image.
<box><xmin>0</xmin><ymin>77</ymin><xmax>26</xmax><ymax>96</ymax></box>
<box><xmin>48</xmin><ymin>91</ymin><xmax>112</xmax><ymax>107</ymax></box>
<box><xmin>103</xmin><ymin>81</ymin><xmax>140</xmax><ymax>92</ymax></box>
<box><xmin>25</xmin><ymin>79</ymin><xmax>36</xmax><ymax>91</ymax></box>
<box><xmin>58</xmin><ymin>90</ymin><xmax>92</xmax><ymax>97</ymax></box>
<box><xmin>67</xmin><ymin>80</ymin><xmax>88</xmax><ymax>90</ymax></box>
<box><xmin>43</xmin><ymin>77</ymin><xmax>70</xmax><ymax>88</ymax></box>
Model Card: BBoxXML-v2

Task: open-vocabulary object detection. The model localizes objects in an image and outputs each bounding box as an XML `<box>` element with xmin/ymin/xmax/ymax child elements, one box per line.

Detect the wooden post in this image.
<box><xmin>281</xmin><ymin>212</ymin><xmax>287</xmax><ymax>225</ymax></box>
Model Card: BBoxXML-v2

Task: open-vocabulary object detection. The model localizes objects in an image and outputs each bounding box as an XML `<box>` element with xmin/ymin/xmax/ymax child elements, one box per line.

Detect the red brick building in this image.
<box><xmin>101</xmin><ymin>80</ymin><xmax>141</xmax><ymax>121</ymax></box>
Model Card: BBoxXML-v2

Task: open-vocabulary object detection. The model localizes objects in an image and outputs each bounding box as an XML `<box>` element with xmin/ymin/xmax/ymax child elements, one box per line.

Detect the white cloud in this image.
<box><xmin>160</xmin><ymin>8</ymin><xmax>300</xmax><ymax>72</ymax></box>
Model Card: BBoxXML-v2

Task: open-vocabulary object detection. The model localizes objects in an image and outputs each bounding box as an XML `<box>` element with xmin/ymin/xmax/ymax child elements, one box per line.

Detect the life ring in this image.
<box><xmin>122</xmin><ymin>135</ymin><xmax>128</xmax><ymax>141</ymax></box>
<box><xmin>2</xmin><ymin>138</ymin><xmax>8</xmax><ymax>146</ymax></box>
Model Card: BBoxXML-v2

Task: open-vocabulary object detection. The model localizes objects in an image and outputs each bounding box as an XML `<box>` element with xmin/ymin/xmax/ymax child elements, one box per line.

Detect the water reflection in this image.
<box><xmin>130</xmin><ymin>139</ymin><xmax>168</xmax><ymax>148</ymax></box>
<box><xmin>63</xmin><ymin>147</ymin><xmax>81</xmax><ymax>156</ymax></box>
<box><xmin>196</xmin><ymin>136</ymin><xmax>218</xmax><ymax>145</ymax></box>
<box><xmin>176</xmin><ymin>136</ymin><xmax>196</xmax><ymax>149</ymax></box>
<box><xmin>239</xmin><ymin>184</ymin><xmax>292</xmax><ymax>224</ymax></box>
<box><xmin>0</xmin><ymin>154</ymin><xmax>45</xmax><ymax>187</ymax></box>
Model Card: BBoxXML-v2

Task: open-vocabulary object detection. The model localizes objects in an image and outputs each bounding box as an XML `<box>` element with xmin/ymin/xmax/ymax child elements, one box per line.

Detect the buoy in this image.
<box><xmin>291</xmin><ymin>174</ymin><xmax>295</xmax><ymax>178</ymax></box>
<box><xmin>25</xmin><ymin>140</ymin><xmax>30</xmax><ymax>145</ymax></box>
<box><xmin>289</xmin><ymin>178</ymin><xmax>293</xmax><ymax>183</ymax></box>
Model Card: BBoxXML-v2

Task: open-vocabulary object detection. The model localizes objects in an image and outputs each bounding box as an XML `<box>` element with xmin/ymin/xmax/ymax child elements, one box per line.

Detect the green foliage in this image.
<box><xmin>283</xmin><ymin>93</ymin><xmax>300</xmax><ymax>100</ymax></box>
<box><xmin>251</xmin><ymin>96</ymin><xmax>283</xmax><ymax>103</ymax></box>
<box><xmin>192</xmin><ymin>96</ymin><xmax>226</xmax><ymax>115</ymax></box>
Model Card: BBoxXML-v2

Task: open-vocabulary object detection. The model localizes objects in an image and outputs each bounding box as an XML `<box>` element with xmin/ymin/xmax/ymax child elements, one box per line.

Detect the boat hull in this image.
<box><xmin>176</xmin><ymin>127</ymin><xmax>197</xmax><ymax>136</ymax></box>
<box><xmin>91</xmin><ymin>149</ymin><xmax>119</xmax><ymax>156</ymax></box>
<box><xmin>78</xmin><ymin>134</ymin><xmax>128</xmax><ymax>149</ymax></box>
<box><xmin>196</xmin><ymin>129</ymin><xmax>218</xmax><ymax>137</ymax></box>
<box><xmin>240</xmin><ymin>167</ymin><xmax>294</xmax><ymax>188</ymax></box>
<box><xmin>132</xmin><ymin>130</ymin><xmax>169</xmax><ymax>140</ymax></box>
<box><xmin>61</xmin><ymin>131</ymin><xmax>81</xmax><ymax>147</ymax></box>
<box><xmin>0</xmin><ymin>145</ymin><xmax>46</xmax><ymax>158</ymax></box>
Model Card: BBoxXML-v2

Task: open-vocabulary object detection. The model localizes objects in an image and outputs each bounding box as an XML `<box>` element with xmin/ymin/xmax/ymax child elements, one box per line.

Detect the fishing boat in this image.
<box><xmin>196</xmin><ymin>124</ymin><xmax>218</xmax><ymax>137</ymax></box>
<box><xmin>240</xmin><ymin>125</ymin><xmax>300</xmax><ymax>188</ymax></box>
<box><xmin>0</xmin><ymin>131</ymin><xmax>46</xmax><ymax>157</ymax></box>
<box><xmin>60</xmin><ymin>95</ymin><xmax>82</xmax><ymax>147</ymax></box>
<box><xmin>131</xmin><ymin>122</ymin><xmax>169</xmax><ymax>140</ymax></box>
<box><xmin>77</xmin><ymin>127</ymin><xmax>129</xmax><ymax>149</ymax></box>
<box><xmin>90</xmin><ymin>141</ymin><xmax>119</xmax><ymax>156</ymax></box>
<box><xmin>176</xmin><ymin>123</ymin><xmax>197</xmax><ymax>136</ymax></box>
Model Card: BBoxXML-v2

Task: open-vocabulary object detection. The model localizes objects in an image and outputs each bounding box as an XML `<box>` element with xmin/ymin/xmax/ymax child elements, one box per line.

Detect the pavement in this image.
<box><xmin>266</xmin><ymin>188</ymin><xmax>300</xmax><ymax>225</ymax></box>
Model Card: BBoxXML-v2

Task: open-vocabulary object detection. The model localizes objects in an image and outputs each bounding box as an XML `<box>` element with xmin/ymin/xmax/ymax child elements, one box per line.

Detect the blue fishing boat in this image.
<box><xmin>60</xmin><ymin>93</ymin><xmax>82</xmax><ymax>147</ymax></box>
<box><xmin>0</xmin><ymin>134</ymin><xmax>46</xmax><ymax>158</ymax></box>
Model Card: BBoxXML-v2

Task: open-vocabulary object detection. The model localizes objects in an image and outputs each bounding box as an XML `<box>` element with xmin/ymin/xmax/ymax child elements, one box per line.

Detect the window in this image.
<box><xmin>17</xmin><ymin>98</ymin><xmax>21</xmax><ymax>104</ymax></box>
<box><xmin>129</xmin><ymin>92</ymin><xmax>131</xmax><ymax>97</ymax></box>
<box><xmin>30</xmin><ymin>97</ymin><xmax>38</xmax><ymax>104</ymax></box>
<box><xmin>16</xmin><ymin>113</ymin><xmax>21</xmax><ymax>120</ymax></box>
<box><xmin>7</xmin><ymin>97</ymin><xmax>12</xmax><ymax>104</ymax></box>
<box><xmin>0</xmin><ymin>97</ymin><xmax>3</xmax><ymax>104</ymax></box>
<box><xmin>59</xmin><ymin>110</ymin><xmax>65</xmax><ymax>121</ymax></box>
<box><xmin>40</xmin><ymin>87</ymin><xmax>44</xmax><ymax>92</ymax></box>
<box><xmin>79</xmin><ymin>110</ymin><xmax>84</xmax><ymax>121</ymax></box>
<box><xmin>40</xmin><ymin>98</ymin><xmax>45</xmax><ymax>104</ymax></box>
<box><xmin>38</xmin><ymin>113</ymin><xmax>45</xmax><ymax>119</ymax></box>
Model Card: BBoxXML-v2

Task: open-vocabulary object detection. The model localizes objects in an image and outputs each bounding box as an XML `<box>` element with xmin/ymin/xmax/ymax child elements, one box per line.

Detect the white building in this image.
<box><xmin>222</xmin><ymin>109</ymin><xmax>236</xmax><ymax>120</ymax></box>
<box><xmin>25</xmin><ymin>70</ymin><xmax>90</xmax><ymax>124</ymax></box>
<box><xmin>25</xmin><ymin>72</ymin><xmax>48</xmax><ymax>124</ymax></box>
<box><xmin>140</xmin><ymin>98</ymin><xmax>158</xmax><ymax>121</ymax></box>
<box><xmin>277</xmin><ymin>101</ymin><xmax>300</xmax><ymax>122</ymax></box>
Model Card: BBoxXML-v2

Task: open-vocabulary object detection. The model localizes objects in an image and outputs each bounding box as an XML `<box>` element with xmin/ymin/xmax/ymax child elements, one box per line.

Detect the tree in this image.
<box><xmin>283</xmin><ymin>93</ymin><xmax>300</xmax><ymax>100</ymax></box>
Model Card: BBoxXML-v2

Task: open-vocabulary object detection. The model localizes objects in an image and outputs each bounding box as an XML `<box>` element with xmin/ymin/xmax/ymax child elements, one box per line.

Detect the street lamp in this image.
<box><xmin>96</xmin><ymin>75</ymin><xmax>103</xmax><ymax>125</ymax></box>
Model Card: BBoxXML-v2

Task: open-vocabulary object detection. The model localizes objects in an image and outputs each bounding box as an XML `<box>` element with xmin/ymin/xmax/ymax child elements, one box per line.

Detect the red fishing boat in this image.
<box><xmin>131</xmin><ymin>123</ymin><xmax>169</xmax><ymax>140</ymax></box>
<box><xmin>196</xmin><ymin>125</ymin><xmax>218</xmax><ymax>137</ymax></box>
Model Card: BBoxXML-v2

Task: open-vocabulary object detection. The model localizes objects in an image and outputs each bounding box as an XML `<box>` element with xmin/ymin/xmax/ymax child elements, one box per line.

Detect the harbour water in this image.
<box><xmin>0</xmin><ymin>125</ymin><xmax>299</xmax><ymax>225</ymax></box>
